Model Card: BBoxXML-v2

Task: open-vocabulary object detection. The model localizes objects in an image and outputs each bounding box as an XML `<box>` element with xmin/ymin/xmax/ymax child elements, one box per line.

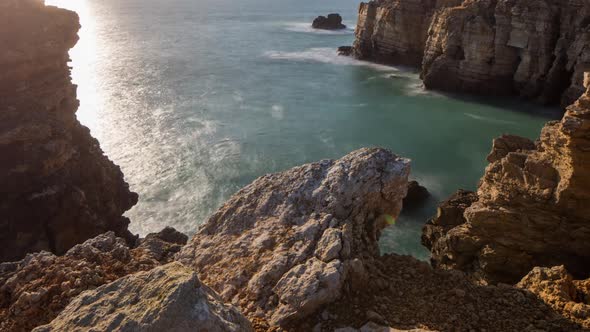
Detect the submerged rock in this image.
<box><xmin>33</xmin><ymin>262</ymin><xmax>253</xmax><ymax>332</ymax></box>
<box><xmin>424</xmin><ymin>78</ymin><xmax>590</xmax><ymax>285</ymax></box>
<box><xmin>0</xmin><ymin>230</ymin><xmax>185</xmax><ymax>332</ymax></box>
<box><xmin>177</xmin><ymin>148</ymin><xmax>411</xmax><ymax>327</ymax></box>
<box><xmin>313</xmin><ymin>13</ymin><xmax>346</xmax><ymax>30</ymax></box>
<box><xmin>0</xmin><ymin>0</ymin><xmax>138</xmax><ymax>262</ymax></box>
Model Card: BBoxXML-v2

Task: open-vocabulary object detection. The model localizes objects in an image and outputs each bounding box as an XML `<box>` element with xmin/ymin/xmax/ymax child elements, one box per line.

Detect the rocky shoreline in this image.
<box><xmin>1</xmin><ymin>0</ymin><xmax>590</xmax><ymax>331</ymax></box>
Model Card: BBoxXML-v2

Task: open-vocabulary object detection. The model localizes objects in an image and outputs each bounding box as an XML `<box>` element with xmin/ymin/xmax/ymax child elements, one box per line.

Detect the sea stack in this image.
<box><xmin>312</xmin><ymin>13</ymin><xmax>346</xmax><ymax>30</ymax></box>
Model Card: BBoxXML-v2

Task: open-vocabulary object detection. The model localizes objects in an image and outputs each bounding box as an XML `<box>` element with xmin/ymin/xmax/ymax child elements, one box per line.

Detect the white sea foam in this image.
<box><xmin>263</xmin><ymin>48</ymin><xmax>396</xmax><ymax>72</ymax></box>
<box><xmin>464</xmin><ymin>113</ymin><xmax>517</xmax><ymax>125</ymax></box>
<box><xmin>283</xmin><ymin>22</ymin><xmax>355</xmax><ymax>35</ymax></box>
<box><xmin>271</xmin><ymin>104</ymin><xmax>285</xmax><ymax>120</ymax></box>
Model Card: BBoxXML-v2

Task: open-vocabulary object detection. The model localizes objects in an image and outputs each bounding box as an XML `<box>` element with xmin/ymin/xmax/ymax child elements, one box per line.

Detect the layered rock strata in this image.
<box><xmin>33</xmin><ymin>262</ymin><xmax>253</xmax><ymax>332</ymax></box>
<box><xmin>0</xmin><ymin>0</ymin><xmax>138</xmax><ymax>262</ymax></box>
<box><xmin>423</xmin><ymin>77</ymin><xmax>590</xmax><ymax>285</ymax></box>
<box><xmin>353</xmin><ymin>0</ymin><xmax>445</xmax><ymax>66</ymax></box>
<box><xmin>0</xmin><ymin>229</ymin><xmax>186</xmax><ymax>332</ymax></box>
<box><xmin>353</xmin><ymin>0</ymin><xmax>590</xmax><ymax>105</ymax></box>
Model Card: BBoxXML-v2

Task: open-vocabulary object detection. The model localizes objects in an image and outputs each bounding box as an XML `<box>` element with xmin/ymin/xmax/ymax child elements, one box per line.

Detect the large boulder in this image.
<box><xmin>312</xmin><ymin>13</ymin><xmax>346</xmax><ymax>30</ymax></box>
<box><xmin>177</xmin><ymin>148</ymin><xmax>411</xmax><ymax>328</ymax></box>
<box><xmin>0</xmin><ymin>0</ymin><xmax>138</xmax><ymax>262</ymax></box>
<box><xmin>33</xmin><ymin>262</ymin><xmax>253</xmax><ymax>332</ymax></box>
<box><xmin>423</xmin><ymin>78</ymin><xmax>590</xmax><ymax>285</ymax></box>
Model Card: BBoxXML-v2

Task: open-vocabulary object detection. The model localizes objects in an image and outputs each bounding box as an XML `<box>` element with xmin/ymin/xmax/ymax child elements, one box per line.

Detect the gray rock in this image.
<box><xmin>33</xmin><ymin>262</ymin><xmax>253</xmax><ymax>332</ymax></box>
<box><xmin>177</xmin><ymin>148</ymin><xmax>410</xmax><ymax>327</ymax></box>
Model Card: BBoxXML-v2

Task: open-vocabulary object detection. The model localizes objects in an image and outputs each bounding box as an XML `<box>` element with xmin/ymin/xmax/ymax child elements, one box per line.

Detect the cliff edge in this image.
<box><xmin>0</xmin><ymin>0</ymin><xmax>138</xmax><ymax>262</ymax></box>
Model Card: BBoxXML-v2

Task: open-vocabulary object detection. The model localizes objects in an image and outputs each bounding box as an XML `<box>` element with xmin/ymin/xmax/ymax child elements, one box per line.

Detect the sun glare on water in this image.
<box><xmin>45</xmin><ymin>0</ymin><xmax>100</xmax><ymax>134</ymax></box>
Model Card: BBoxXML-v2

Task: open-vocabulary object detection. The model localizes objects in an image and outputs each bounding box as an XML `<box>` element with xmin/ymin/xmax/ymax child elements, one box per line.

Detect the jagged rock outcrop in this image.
<box><xmin>312</xmin><ymin>13</ymin><xmax>346</xmax><ymax>30</ymax></box>
<box><xmin>0</xmin><ymin>0</ymin><xmax>138</xmax><ymax>262</ymax></box>
<box><xmin>33</xmin><ymin>262</ymin><xmax>253</xmax><ymax>332</ymax></box>
<box><xmin>176</xmin><ymin>148</ymin><xmax>584</xmax><ymax>331</ymax></box>
<box><xmin>423</xmin><ymin>76</ymin><xmax>590</xmax><ymax>285</ymax></box>
<box><xmin>0</xmin><ymin>229</ymin><xmax>186</xmax><ymax>332</ymax></box>
<box><xmin>177</xmin><ymin>148</ymin><xmax>411</xmax><ymax>328</ymax></box>
<box><xmin>517</xmin><ymin>266</ymin><xmax>590</xmax><ymax>329</ymax></box>
<box><xmin>421</xmin><ymin>0</ymin><xmax>590</xmax><ymax>106</ymax></box>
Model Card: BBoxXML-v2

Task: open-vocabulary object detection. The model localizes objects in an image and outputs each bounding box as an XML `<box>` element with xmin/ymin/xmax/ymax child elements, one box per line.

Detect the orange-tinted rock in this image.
<box><xmin>424</xmin><ymin>78</ymin><xmax>590</xmax><ymax>285</ymax></box>
<box><xmin>0</xmin><ymin>0</ymin><xmax>138</xmax><ymax>262</ymax></box>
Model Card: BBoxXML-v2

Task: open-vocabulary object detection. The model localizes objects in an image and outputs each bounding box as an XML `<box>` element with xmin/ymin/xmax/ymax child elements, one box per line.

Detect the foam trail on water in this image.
<box><xmin>263</xmin><ymin>48</ymin><xmax>396</xmax><ymax>72</ymax></box>
<box><xmin>464</xmin><ymin>113</ymin><xmax>517</xmax><ymax>125</ymax></box>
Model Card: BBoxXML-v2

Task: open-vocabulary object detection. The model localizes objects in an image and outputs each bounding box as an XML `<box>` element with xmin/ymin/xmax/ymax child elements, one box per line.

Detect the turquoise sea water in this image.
<box><xmin>48</xmin><ymin>0</ymin><xmax>559</xmax><ymax>260</ymax></box>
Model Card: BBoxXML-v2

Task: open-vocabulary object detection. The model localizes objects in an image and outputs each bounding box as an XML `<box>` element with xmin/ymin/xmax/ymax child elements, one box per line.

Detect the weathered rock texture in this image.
<box><xmin>422</xmin><ymin>0</ymin><xmax>590</xmax><ymax>106</ymax></box>
<box><xmin>353</xmin><ymin>0</ymin><xmax>590</xmax><ymax>105</ymax></box>
<box><xmin>518</xmin><ymin>266</ymin><xmax>590</xmax><ymax>329</ymax></box>
<box><xmin>177</xmin><ymin>148</ymin><xmax>584</xmax><ymax>331</ymax></box>
<box><xmin>0</xmin><ymin>0</ymin><xmax>138</xmax><ymax>262</ymax></box>
<box><xmin>33</xmin><ymin>262</ymin><xmax>253</xmax><ymax>332</ymax></box>
<box><xmin>177</xmin><ymin>148</ymin><xmax>411</xmax><ymax>328</ymax></box>
<box><xmin>423</xmin><ymin>78</ymin><xmax>590</xmax><ymax>285</ymax></box>
<box><xmin>353</xmin><ymin>0</ymin><xmax>446</xmax><ymax>66</ymax></box>
<box><xmin>0</xmin><ymin>229</ymin><xmax>186</xmax><ymax>332</ymax></box>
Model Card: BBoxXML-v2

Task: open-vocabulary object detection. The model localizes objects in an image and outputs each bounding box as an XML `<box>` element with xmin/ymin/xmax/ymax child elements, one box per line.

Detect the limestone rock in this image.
<box><xmin>0</xmin><ymin>230</ymin><xmax>185</xmax><ymax>332</ymax></box>
<box><xmin>33</xmin><ymin>262</ymin><xmax>253</xmax><ymax>332</ymax></box>
<box><xmin>421</xmin><ymin>0</ymin><xmax>590</xmax><ymax>106</ymax></box>
<box><xmin>0</xmin><ymin>0</ymin><xmax>138</xmax><ymax>262</ymax></box>
<box><xmin>352</xmin><ymin>0</ymin><xmax>445</xmax><ymax>66</ymax></box>
<box><xmin>312</xmin><ymin>14</ymin><xmax>346</xmax><ymax>30</ymax></box>
<box><xmin>518</xmin><ymin>266</ymin><xmax>590</xmax><ymax>329</ymax></box>
<box><xmin>177</xmin><ymin>148</ymin><xmax>411</xmax><ymax>327</ymax></box>
<box><xmin>423</xmin><ymin>80</ymin><xmax>590</xmax><ymax>285</ymax></box>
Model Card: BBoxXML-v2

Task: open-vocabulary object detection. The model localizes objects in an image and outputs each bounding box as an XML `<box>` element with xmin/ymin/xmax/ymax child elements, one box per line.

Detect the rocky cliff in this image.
<box><xmin>0</xmin><ymin>0</ymin><xmax>138</xmax><ymax>262</ymax></box>
<box><xmin>423</xmin><ymin>74</ymin><xmax>590</xmax><ymax>286</ymax></box>
<box><xmin>352</xmin><ymin>0</ymin><xmax>590</xmax><ymax>106</ymax></box>
<box><xmin>177</xmin><ymin>148</ymin><xmax>582</xmax><ymax>331</ymax></box>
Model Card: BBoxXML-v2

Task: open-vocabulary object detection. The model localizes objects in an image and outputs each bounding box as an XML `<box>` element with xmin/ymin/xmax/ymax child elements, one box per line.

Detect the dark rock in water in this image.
<box><xmin>337</xmin><ymin>46</ymin><xmax>353</xmax><ymax>56</ymax></box>
<box><xmin>312</xmin><ymin>13</ymin><xmax>346</xmax><ymax>30</ymax></box>
<box><xmin>402</xmin><ymin>180</ymin><xmax>430</xmax><ymax>210</ymax></box>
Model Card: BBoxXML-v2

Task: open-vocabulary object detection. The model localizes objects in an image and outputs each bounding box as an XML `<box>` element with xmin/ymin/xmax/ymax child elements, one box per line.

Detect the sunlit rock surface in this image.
<box><xmin>177</xmin><ymin>148</ymin><xmax>411</xmax><ymax>328</ymax></box>
<box><xmin>424</xmin><ymin>77</ymin><xmax>590</xmax><ymax>285</ymax></box>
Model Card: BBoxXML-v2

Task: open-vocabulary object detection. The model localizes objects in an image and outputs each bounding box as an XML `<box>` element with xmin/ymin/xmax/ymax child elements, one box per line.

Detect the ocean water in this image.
<box><xmin>47</xmin><ymin>0</ymin><xmax>559</xmax><ymax>260</ymax></box>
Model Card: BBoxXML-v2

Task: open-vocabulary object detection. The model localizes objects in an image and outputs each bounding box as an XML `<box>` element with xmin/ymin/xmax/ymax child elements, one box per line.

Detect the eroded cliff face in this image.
<box><xmin>353</xmin><ymin>0</ymin><xmax>456</xmax><ymax>66</ymax></box>
<box><xmin>422</xmin><ymin>0</ymin><xmax>590</xmax><ymax>106</ymax></box>
<box><xmin>423</xmin><ymin>74</ymin><xmax>590</xmax><ymax>285</ymax></box>
<box><xmin>0</xmin><ymin>0</ymin><xmax>138</xmax><ymax>262</ymax></box>
<box><xmin>353</xmin><ymin>0</ymin><xmax>590</xmax><ymax>106</ymax></box>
